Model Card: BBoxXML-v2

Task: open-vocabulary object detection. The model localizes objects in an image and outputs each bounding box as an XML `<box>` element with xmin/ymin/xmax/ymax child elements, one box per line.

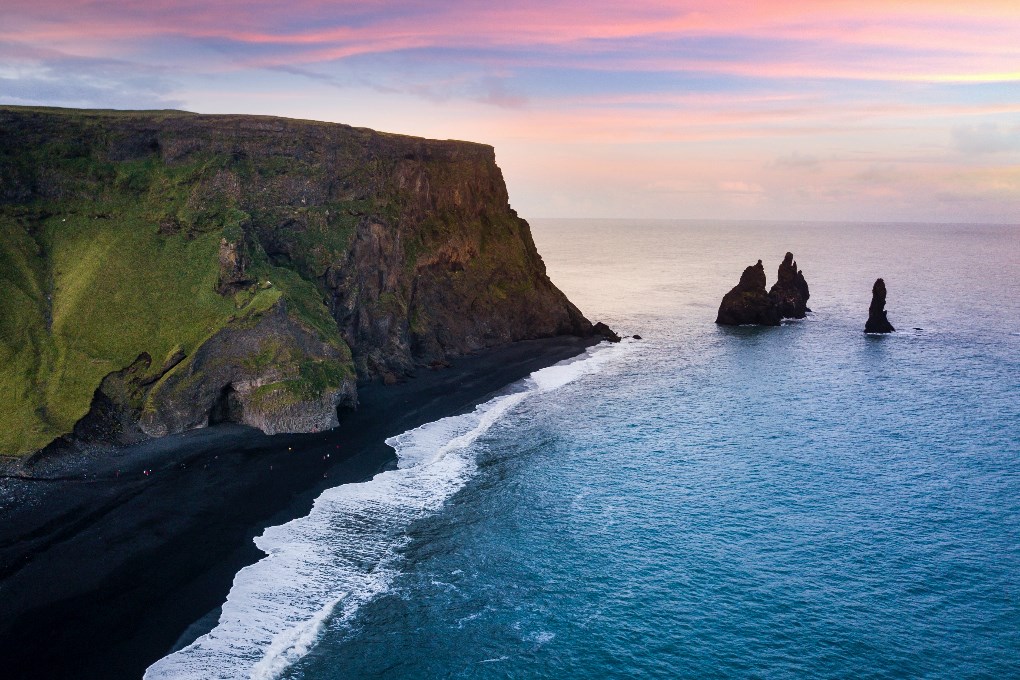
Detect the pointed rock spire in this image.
<box><xmin>864</xmin><ymin>278</ymin><xmax>895</xmax><ymax>333</ymax></box>
<box><xmin>768</xmin><ymin>252</ymin><xmax>811</xmax><ymax>318</ymax></box>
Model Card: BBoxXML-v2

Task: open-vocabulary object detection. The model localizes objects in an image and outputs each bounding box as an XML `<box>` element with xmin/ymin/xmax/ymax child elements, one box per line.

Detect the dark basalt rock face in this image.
<box><xmin>865</xmin><ymin>278</ymin><xmax>895</xmax><ymax>333</ymax></box>
<box><xmin>216</xmin><ymin>236</ymin><xmax>255</xmax><ymax>295</ymax></box>
<box><xmin>769</xmin><ymin>252</ymin><xmax>810</xmax><ymax>318</ymax></box>
<box><xmin>592</xmin><ymin>321</ymin><xmax>621</xmax><ymax>343</ymax></box>
<box><xmin>715</xmin><ymin>260</ymin><xmax>781</xmax><ymax>326</ymax></box>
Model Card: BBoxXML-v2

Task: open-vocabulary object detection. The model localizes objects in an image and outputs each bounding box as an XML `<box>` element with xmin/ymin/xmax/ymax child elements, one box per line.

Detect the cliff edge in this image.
<box><xmin>0</xmin><ymin>106</ymin><xmax>593</xmax><ymax>458</ymax></box>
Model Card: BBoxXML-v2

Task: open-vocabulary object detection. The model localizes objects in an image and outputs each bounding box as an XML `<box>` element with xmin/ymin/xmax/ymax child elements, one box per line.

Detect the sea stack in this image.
<box><xmin>768</xmin><ymin>252</ymin><xmax>810</xmax><ymax>318</ymax></box>
<box><xmin>865</xmin><ymin>278</ymin><xmax>895</xmax><ymax>333</ymax></box>
<box><xmin>715</xmin><ymin>260</ymin><xmax>781</xmax><ymax>326</ymax></box>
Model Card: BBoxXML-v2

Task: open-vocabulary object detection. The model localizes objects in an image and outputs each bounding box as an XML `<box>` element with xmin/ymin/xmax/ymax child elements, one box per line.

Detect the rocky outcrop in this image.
<box><xmin>0</xmin><ymin>106</ymin><xmax>597</xmax><ymax>457</ymax></box>
<box><xmin>769</xmin><ymin>252</ymin><xmax>810</xmax><ymax>318</ymax></box>
<box><xmin>865</xmin><ymin>278</ymin><xmax>895</xmax><ymax>333</ymax></box>
<box><xmin>717</xmin><ymin>253</ymin><xmax>813</xmax><ymax>326</ymax></box>
<box><xmin>216</xmin><ymin>236</ymin><xmax>254</xmax><ymax>295</ymax></box>
<box><xmin>715</xmin><ymin>260</ymin><xmax>781</xmax><ymax>326</ymax></box>
<box><xmin>592</xmin><ymin>322</ymin><xmax>621</xmax><ymax>343</ymax></box>
<box><xmin>139</xmin><ymin>301</ymin><xmax>356</xmax><ymax>438</ymax></box>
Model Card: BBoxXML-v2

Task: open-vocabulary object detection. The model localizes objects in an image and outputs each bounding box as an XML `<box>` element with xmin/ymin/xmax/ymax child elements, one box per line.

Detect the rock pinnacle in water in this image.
<box><xmin>865</xmin><ymin>278</ymin><xmax>895</xmax><ymax>333</ymax></box>
<box><xmin>716</xmin><ymin>260</ymin><xmax>781</xmax><ymax>326</ymax></box>
<box><xmin>768</xmin><ymin>252</ymin><xmax>811</xmax><ymax>318</ymax></box>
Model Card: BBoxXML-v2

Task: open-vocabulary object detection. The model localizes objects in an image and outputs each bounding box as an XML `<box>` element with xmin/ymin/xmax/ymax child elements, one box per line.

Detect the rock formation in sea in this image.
<box><xmin>717</xmin><ymin>253</ymin><xmax>814</xmax><ymax>326</ymax></box>
<box><xmin>0</xmin><ymin>106</ymin><xmax>601</xmax><ymax>457</ymax></box>
<box><xmin>715</xmin><ymin>260</ymin><xmax>782</xmax><ymax>326</ymax></box>
<box><xmin>864</xmin><ymin>278</ymin><xmax>895</xmax><ymax>333</ymax></box>
<box><xmin>592</xmin><ymin>322</ymin><xmax>622</xmax><ymax>343</ymax></box>
<box><xmin>768</xmin><ymin>252</ymin><xmax>810</xmax><ymax>318</ymax></box>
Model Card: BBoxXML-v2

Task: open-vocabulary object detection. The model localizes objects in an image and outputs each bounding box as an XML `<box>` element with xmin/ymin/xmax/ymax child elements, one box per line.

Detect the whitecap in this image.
<box><xmin>479</xmin><ymin>655</ymin><xmax>509</xmax><ymax>664</ymax></box>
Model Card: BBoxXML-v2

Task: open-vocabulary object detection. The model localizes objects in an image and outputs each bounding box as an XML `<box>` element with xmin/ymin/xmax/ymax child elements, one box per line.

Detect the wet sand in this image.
<box><xmin>0</xmin><ymin>336</ymin><xmax>596</xmax><ymax>680</ymax></box>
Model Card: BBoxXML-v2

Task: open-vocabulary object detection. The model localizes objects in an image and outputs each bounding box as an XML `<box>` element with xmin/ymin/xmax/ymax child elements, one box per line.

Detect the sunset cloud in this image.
<box><xmin>952</xmin><ymin>124</ymin><xmax>1020</xmax><ymax>155</ymax></box>
<box><xmin>2</xmin><ymin>0</ymin><xmax>1018</xmax><ymax>221</ymax></box>
<box><xmin>5</xmin><ymin>1</ymin><xmax>1020</xmax><ymax>79</ymax></box>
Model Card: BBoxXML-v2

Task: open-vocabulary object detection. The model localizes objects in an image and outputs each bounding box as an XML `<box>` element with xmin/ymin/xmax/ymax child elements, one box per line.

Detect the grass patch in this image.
<box><xmin>248</xmin><ymin>357</ymin><xmax>353</xmax><ymax>410</ymax></box>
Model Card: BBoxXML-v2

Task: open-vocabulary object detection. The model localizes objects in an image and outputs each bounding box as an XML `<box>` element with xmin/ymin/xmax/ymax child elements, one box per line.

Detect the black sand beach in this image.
<box><xmin>0</xmin><ymin>336</ymin><xmax>596</xmax><ymax>680</ymax></box>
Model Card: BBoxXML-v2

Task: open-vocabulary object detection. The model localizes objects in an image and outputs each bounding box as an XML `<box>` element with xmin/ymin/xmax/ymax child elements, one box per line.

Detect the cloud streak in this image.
<box><xmin>2</xmin><ymin>1</ymin><xmax>1018</xmax><ymax>221</ymax></box>
<box><xmin>5</xmin><ymin>1</ymin><xmax>1020</xmax><ymax>81</ymax></box>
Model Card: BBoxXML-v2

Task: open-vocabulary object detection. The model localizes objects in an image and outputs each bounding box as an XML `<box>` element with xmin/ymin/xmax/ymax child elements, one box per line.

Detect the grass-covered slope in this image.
<box><xmin>4</xmin><ymin>203</ymin><xmax>231</xmax><ymax>453</ymax></box>
<box><xmin>0</xmin><ymin>106</ymin><xmax>590</xmax><ymax>458</ymax></box>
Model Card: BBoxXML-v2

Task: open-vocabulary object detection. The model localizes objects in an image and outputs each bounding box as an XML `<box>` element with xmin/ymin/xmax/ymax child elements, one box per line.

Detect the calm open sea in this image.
<box><xmin>149</xmin><ymin>220</ymin><xmax>1020</xmax><ymax>679</ymax></box>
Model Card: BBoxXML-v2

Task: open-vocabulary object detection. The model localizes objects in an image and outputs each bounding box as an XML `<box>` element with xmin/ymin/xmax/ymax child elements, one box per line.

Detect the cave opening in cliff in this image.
<box><xmin>209</xmin><ymin>384</ymin><xmax>243</xmax><ymax>425</ymax></box>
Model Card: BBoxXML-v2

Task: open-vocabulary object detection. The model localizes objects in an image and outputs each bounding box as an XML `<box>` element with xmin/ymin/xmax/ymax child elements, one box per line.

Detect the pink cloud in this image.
<box><xmin>4</xmin><ymin>0</ymin><xmax>1018</xmax><ymax>84</ymax></box>
<box><xmin>456</xmin><ymin>98</ymin><xmax>1020</xmax><ymax>146</ymax></box>
<box><xmin>5</xmin><ymin>1</ymin><xmax>1017</xmax><ymax>222</ymax></box>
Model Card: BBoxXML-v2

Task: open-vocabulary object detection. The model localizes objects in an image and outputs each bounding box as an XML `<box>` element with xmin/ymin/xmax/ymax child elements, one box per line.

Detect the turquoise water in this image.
<box><xmin>153</xmin><ymin>221</ymin><xmax>1020</xmax><ymax>679</ymax></box>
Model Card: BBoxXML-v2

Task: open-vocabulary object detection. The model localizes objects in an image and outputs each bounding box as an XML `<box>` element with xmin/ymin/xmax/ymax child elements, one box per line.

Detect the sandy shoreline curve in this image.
<box><xmin>0</xmin><ymin>335</ymin><xmax>597</xmax><ymax>680</ymax></box>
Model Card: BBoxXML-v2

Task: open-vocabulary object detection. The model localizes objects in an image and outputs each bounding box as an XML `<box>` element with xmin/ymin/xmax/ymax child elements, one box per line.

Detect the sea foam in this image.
<box><xmin>145</xmin><ymin>340</ymin><xmax>627</xmax><ymax>680</ymax></box>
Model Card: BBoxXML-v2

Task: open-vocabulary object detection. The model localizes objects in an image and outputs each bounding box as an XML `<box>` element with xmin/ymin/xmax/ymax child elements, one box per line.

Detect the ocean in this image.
<box><xmin>148</xmin><ymin>220</ymin><xmax>1020</xmax><ymax>679</ymax></box>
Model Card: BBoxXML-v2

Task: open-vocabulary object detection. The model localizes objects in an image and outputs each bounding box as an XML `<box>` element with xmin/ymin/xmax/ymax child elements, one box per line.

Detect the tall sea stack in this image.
<box><xmin>865</xmin><ymin>278</ymin><xmax>895</xmax><ymax>333</ymax></box>
<box><xmin>715</xmin><ymin>260</ymin><xmax>781</xmax><ymax>326</ymax></box>
<box><xmin>768</xmin><ymin>252</ymin><xmax>810</xmax><ymax>318</ymax></box>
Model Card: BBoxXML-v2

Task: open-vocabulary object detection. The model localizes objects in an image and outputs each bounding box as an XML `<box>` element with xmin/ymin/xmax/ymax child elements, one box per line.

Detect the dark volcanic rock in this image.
<box><xmin>715</xmin><ymin>260</ymin><xmax>781</xmax><ymax>326</ymax></box>
<box><xmin>768</xmin><ymin>252</ymin><xmax>810</xmax><ymax>318</ymax></box>
<box><xmin>216</xmin><ymin>236</ymin><xmax>254</xmax><ymax>294</ymax></box>
<box><xmin>592</xmin><ymin>322</ymin><xmax>621</xmax><ymax>343</ymax></box>
<box><xmin>865</xmin><ymin>278</ymin><xmax>895</xmax><ymax>333</ymax></box>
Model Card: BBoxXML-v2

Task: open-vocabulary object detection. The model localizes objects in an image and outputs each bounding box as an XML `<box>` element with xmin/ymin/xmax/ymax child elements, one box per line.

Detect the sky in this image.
<box><xmin>3</xmin><ymin>0</ymin><xmax>1019</xmax><ymax>222</ymax></box>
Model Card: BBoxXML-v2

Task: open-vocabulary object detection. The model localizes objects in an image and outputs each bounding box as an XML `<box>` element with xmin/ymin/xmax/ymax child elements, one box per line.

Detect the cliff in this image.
<box><xmin>0</xmin><ymin>106</ymin><xmax>593</xmax><ymax>458</ymax></box>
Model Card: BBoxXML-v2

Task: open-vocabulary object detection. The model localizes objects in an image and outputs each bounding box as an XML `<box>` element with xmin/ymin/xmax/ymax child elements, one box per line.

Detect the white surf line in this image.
<box><xmin>145</xmin><ymin>339</ymin><xmax>631</xmax><ymax>680</ymax></box>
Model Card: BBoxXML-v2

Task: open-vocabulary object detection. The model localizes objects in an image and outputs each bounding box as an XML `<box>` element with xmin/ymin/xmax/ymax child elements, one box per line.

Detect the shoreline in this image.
<box><xmin>0</xmin><ymin>335</ymin><xmax>597</xmax><ymax>680</ymax></box>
